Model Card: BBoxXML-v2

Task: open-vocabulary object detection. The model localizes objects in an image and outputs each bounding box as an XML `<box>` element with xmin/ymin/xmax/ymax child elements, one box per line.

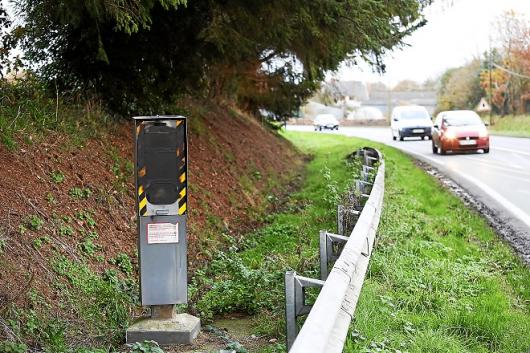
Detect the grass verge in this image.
<box><xmin>330</xmin><ymin>136</ymin><xmax>530</xmax><ymax>353</ymax></box>
<box><xmin>188</xmin><ymin>132</ymin><xmax>365</xmax><ymax>352</ymax></box>
<box><xmin>486</xmin><ymin>114</ymin><xmax>530</xmax><ymax>138</ymax></box>
<box><xmin>194</xmin><ymin>131</ymin><xmax>530</xmax><ymax>353</ymax></box>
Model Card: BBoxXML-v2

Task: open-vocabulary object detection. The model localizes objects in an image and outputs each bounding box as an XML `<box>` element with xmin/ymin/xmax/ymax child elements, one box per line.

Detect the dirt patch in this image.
<box><xmin>414</xmin><ymin>159</ymin><xmax>530</xmax><ymax>266</ymax></box>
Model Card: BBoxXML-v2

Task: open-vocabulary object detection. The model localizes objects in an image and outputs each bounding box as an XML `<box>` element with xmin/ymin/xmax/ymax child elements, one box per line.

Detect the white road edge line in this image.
<box><xmin>406</xmin><ymin>150</ymin><xmax>530</xmax><ymax>229</ymax></box>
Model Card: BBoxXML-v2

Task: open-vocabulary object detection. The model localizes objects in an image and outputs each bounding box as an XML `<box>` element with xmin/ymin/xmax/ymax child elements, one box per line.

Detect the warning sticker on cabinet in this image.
<box><xmin>147</xmin><ymin>223</ymin><xmax>179</xmax><ymax>244</ymax></box>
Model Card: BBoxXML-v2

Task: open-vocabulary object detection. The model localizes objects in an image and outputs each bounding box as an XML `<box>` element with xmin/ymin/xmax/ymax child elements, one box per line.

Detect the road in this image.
<box><xmin>288</xmin><ymin>125</ymin><xmax>530</xmax><ymax>261</ymax></box>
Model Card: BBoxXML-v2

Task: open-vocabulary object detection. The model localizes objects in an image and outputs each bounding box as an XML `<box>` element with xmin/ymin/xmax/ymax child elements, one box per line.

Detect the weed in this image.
<box><xmin>50</xmin><ymin>170</ymin><xmax>65</xmax><ymax>184</ymax></box>
<box><xmin>18</xmin><ymin>225</ymin><xmax>27</xmax><ymax>235</ymax></box>
<box><xmin>191</xmin><ymin>250</ymin><xmax>283</xmax><ymax>322</ymax></box>
<box><xmin>59</xmin><ymin>225</ymin><xmax>74</xmax><ymax>237</ymax></box>
<box><xmin>0</xmin><ymin>76</ymin><xmax>112</xmax><ymax>150</ymax></box>
<box><xmin>128</xmin><ymin>340</ymin><xmax>165</xmax><ymax>353</ymax></box>
<box><xmin>45</xmin><ymin>192</ymin><xmax>57</xmax><ymax>205</ymax></box>
<box><xmin>108</xmin><ymin>147</ymin><xmax>134</xmax><ymax>192</ymax></box>
<box><xmin>322</xmin><ymin>166</ymin><xmax>342</xmax><ymax>207</ymax></box>
<box><xmin>69</xmin><ymin>187</ymin><xmax>92</xmax><ymax>199</ymax></box>
<box><xmin>76</xmin><ymin>211</ymin><xmax>97</xmax><ymax>228</ymax></box>
<box><xmin>33</xmin><ymin>238</ymin><xmax>43</xmax><ymax>250</ymax></box>
<box><xmin>80</xmin><ymin>238</ymin><xmax>98</xmax><ymax>256</ymax></box>
<box><xmin>111</xmin><ymin>253</ymin><xmax>134</xmax><ymax>275</ymax></box>
<box><xmin>26</xmin><ymin>215</ymin><xmax>45</xmax><ymax>231</ymax></box>
<box><xmin>51</xmin><ymin>254</ymin><xmax>138</xmax><ymax>344</ymax></box>
<box><xmin>0</xmin><ymin>341</ymin><xmax>28</xmax><ymax>353</ymax></box>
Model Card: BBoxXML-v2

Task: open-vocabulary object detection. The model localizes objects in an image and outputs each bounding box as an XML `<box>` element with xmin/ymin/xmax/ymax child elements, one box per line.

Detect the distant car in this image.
<box><xmin>314</xmin><ymin>114</ymin><xmax>339</xmax><ymax>131</ymax></box>
<box><xmin>431</xmin><ymin>110</ymin><xmax>489</xmax><ymax>155</ymax></box>
<box><xmin>390</xmin><ymin>105</ymin><xmax>433</xmax><ymax>141</ymax></box>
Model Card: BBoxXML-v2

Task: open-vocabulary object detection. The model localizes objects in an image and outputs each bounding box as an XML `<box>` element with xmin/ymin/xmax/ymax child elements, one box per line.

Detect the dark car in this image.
<box><xmin>432</xmin><ymin>110</ymin><xmax>489</xmax><ymax>155</ymax></box>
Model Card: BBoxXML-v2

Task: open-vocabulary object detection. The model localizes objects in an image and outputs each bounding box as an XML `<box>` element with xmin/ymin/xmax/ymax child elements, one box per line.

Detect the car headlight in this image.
<box><xmin>479</xmin><ymin>127</ymin><xmax>488</xmax><ymax>138</ymax></box>
<box><xmin>444</xmin><ymin>130</ymin><xmax>456</xmax><ymax>140</ymax></box>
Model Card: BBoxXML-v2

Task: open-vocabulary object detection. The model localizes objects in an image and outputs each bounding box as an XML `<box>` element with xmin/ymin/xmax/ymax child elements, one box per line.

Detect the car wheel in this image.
<box><xmin>432</xmin><ymin>141</ymin><xmax>437</xmax><ymax>154</ymax></box>
<box><xmin>428</xmin><ymin>135</ymin><xmax>432</xmax><ymax>140</ymax></box>
<box><xmin>319</xmin><ymin>127</ymin><xmax>322</xmax><ymax>131</ymax></box>
<box><xmin>392</xmin><ymin>135</ymin><xmax>397</xmax><ymax>141</ymax></box>
<box><xmin>399</xmin><ymin>133</ymin><xmax>404</xmax><ymax>141</ymax></box>
<box><xmin>437</xmin><ymin>146</ymin><xmax>446</xmax><ymax>155</ymax></box>
<box><xmin>484</xmin><ymin>148</ymin><xmax>490</xmax><ymax>153</ymax></box>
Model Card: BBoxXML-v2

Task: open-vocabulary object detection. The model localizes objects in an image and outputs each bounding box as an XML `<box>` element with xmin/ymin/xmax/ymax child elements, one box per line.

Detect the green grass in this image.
<box><xmin>316</xmin><ymin>135</ymin><xmax>530</xmax><ymax>353</ymax></box>
<box><xmin>189</xmin><ymin>132</ymin><xmax>365</xmax><ymax>339</ymax></box>
<box><xmin>193</xmin><ymin>131</ymin><xmax>530</xmax><ymax>353</ymax></box>
<box><xmin>486</xmin><ymin>114</ymin><xmax>530</xmax><ymax>138</ymax></box>
<box><xmin>0</xmin><ymin>77</ymin><xmax>113</xmax><ymax>150</ymax></box>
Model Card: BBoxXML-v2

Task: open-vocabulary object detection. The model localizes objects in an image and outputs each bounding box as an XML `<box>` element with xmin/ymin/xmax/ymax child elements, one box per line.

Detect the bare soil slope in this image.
<box><xmin>0</xmin><ymin>101</ymin><xmax>302</xmax><ymax>348</ymax></box>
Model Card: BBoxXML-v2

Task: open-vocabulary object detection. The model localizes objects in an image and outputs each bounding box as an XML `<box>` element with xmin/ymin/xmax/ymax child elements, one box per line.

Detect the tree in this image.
<box><xmin>9</xmin><ymin>0</ymin><xmax>433</xmax><ymax>116</ymax></box>
<box><xmin>393</xmin><ymin>79</ymin><xmax>421</xmax><ymax>91</ymax></box>
<box><xmin>488</xmin><ymin>10</ymin><xmax>530</xmax><ymax>114</ymax></box>
<box><xmin>0</xmin><ymin>2</ymin><xmax>12</xmax><ymax>75</ymax></box>
<box><xmin>437</xmin><ymin>59</ymin><xmax>484</xmax><ymax>112</ymax></box>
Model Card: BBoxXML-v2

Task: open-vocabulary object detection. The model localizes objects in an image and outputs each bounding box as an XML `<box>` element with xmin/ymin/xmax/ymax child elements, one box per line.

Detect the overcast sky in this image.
<box><xmin>331</xmin><ymin>0</ymin><xmax>530</xmax><ymax>87</ymax></box>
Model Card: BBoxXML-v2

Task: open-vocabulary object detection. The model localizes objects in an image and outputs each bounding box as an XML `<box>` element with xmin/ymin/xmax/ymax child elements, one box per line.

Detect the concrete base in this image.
<box><xmin>126</xmin><ymin>313</ymin><xmax>200</xmax><ymax>345</ymax></box>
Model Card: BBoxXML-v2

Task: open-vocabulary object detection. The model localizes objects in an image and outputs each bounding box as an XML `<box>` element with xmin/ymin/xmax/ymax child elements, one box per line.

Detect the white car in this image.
<box><xmin>314</xmin><ymin>114</ymin><xmax>339</xmax><ymax>131</ymax></box>
<box><xmin>390</xmin><ymin>105</ymin><xmax>433</xmax><ymax>141</ymax></box>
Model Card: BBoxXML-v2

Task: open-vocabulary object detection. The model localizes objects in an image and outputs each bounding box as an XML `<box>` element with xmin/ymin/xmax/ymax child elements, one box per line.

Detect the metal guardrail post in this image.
<box><xmin>356</xmin><ymin>180</ymin><xmax>371</xmax><ymax>199</ymax></box>
<box><xmin>285</xmin><ymin>271</ymin><xmax>297</xmax><ymax>349</ymax></box>
<box><xmin>285</xmin><ymin>271</ymin><xmax>325</xmax><ymax>350</ymax></box>
<box><xmin>337</xmin><ymin>205</ymin><xmax>360</xmax><ymax>237</ymax></box>
<box><xmin>319</xmin><ymin>231</ymin><xmax>349</xmax><ymax>280</ymax></box>
<box><xmin>337</xmin><ymin>205</ymin><xmax>344</xmax><ymax>236</ymax></box>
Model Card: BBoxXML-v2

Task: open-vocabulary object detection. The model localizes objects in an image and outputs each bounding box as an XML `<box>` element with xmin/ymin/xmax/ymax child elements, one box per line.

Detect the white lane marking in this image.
<box><xmin>495</xmin><ymin>147</ymin><xmax>530</xmax><ymax>157</ymax></box>
<box><xmin>404</xmin><ymin>150</ymin><xmax>530</xmax><ymax>229</ymax></box>
<box><xmin>455</xmin><ymin>173</ymin><xmax>530</xmax><ymax>229</ymax></box>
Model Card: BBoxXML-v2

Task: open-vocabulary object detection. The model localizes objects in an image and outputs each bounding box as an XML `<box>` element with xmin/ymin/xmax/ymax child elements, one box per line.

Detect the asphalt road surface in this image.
<box><xmin>288</xmin><ymin>125</ymin><xmax>530</xmax><ymax>259</ymax></box>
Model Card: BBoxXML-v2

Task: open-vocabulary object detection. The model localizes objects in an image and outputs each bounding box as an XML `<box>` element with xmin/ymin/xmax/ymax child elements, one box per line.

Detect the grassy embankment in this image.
<box><xmin>0</xmin><ymin>78</ymin><xmax>301</xmax><ymax>353</ymax></box>
<box><xmin>486</xmin><ymin>114</ymin><xmax>530</xmax><ymax>138</ymax></box>
<box><xmin>196</xmin><ymin>131</ymin><xmax>530</xmax><ymax>353</ymax></box>
<box><xmin>190</xmin><ymin>132</ymin><xmax>365</xmax><ymax>351</ymax></box>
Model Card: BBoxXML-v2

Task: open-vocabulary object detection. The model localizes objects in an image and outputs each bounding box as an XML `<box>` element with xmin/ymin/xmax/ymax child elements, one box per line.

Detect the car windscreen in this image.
<box><xmin>398</xmin><ymin>110</ymin><xmax>429</xmax><ymax>120</ymax></box>
<box><xmin>444</xmin><ymin>113</ymin><xmax>483</xmax><ymax>126</ymax></box>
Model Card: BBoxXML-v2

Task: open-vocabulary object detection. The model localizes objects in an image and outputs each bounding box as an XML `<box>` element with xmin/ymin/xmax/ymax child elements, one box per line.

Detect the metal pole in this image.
<box><xmin>319</xmin><ymin>230</ymin><xmax>328</xmax><ymax>281</ymax></box>
<box><xmin>285</xmin><ymin>271</ymin><xmax>297</xmax><ymax>350</ymax></box>
<box><xmin>489</xmin><ymin>35</ymin><xmax>493</xmax><ymax>126</ymax></box>
<box><xmin>337</xmin><ymin>205</ymin><xmax>343</xmax><ymax>236</ymax></box>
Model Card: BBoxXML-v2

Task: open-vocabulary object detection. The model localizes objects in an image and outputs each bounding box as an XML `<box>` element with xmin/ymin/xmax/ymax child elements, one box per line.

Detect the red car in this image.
<box><xmin>432</xmin><ymin>110</ymin><xmax>489</xmax><ymax>155</ymax></box>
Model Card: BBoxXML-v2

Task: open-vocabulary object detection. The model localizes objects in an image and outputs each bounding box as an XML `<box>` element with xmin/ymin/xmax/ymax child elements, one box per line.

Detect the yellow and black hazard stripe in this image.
<box><xmin>177</xmin><ymin>119</ymin><xmax>187</xmax><ymax>215</ymax></box>
<box><xmin>138</xmin><ymin>184</ymin><xmax>147</xmax><ymax>216</ymax></box>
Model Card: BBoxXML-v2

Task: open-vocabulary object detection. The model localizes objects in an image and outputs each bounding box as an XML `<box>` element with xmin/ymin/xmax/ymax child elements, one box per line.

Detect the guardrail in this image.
<box><xmin>284</xmin><ymin>147</ymin><xmax>385</xmax><ymax>352</ymax></box>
